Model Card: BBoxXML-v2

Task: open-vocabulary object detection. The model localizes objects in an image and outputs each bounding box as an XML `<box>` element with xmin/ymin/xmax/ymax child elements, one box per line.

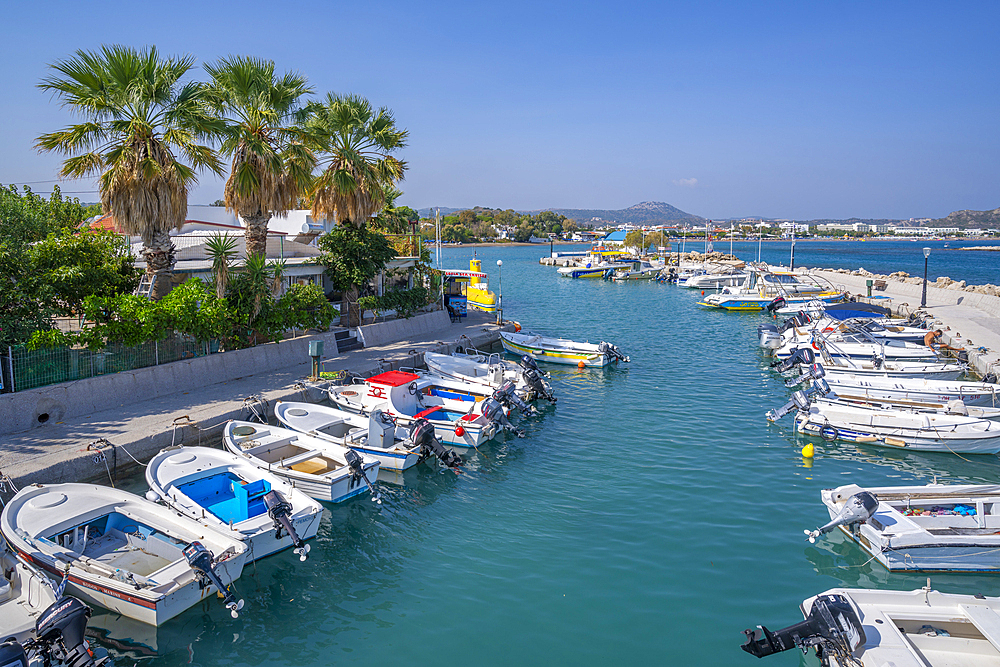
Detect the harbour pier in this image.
<box><xmin>0</xmin><ymin>311</ymin><xmax>510</xmax><ymax>491</ymax></box>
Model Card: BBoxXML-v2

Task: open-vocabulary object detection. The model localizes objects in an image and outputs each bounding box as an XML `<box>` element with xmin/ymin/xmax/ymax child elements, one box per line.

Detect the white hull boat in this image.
<box><xmin>146</xmin><ymin>447</ymin><xmax>323</xmax><ymax>563</ymax></box>
<box><xmin>680</xmin><ymin>269</ymin><xmax>747</xmax><ymax>289</ymax></box>
<box><xmin>774</xmin><ymin>338</ymin><xmax>939</xmax><ymax>362</ymax></box>
<box><xmin>0</xmin><ymin>484</ymin><xmax>248</xmax><ymax>626</ymax></box>
<box><xmin>499</xmin><ymin>331</ymin><xmax>629</xmax><ymax>367</ymax></box>
<box><xmin>223</xmin><ymin>421</ymin><xmax>380</xmax><ymax>503</ymax></box>
<box><xmin>792</xmin><ymin>397</ymin><xmax>1000</xmax><ymax>453</ymax></box>
<box><xmin>774</xmin><ymin>347</ymin><xmax>965</xmax><ymax>380</ymax></box>
<box><xmin>0</xmin><ymin>539</ymin><xmax>58</xmax><ymax>645</ymax></box>
<box><xmin>423</xmin><ymin>350</ymin><xmax>557</xmax><ymax>404</ymax></box>
<box><xmin>743</xmin><ymin>586</ymin><xmax>1000</xmax><ymax>666</ymax></box>
<box><xmin>327</xmin><ymin>371</ymin><xmax>511</xmax><ymax>447</ymax></box>
<box><xmin>275</xmin><ymin>401</ymin><xmax>463</xmax><ymax>471</ymax></box>
<box><xmin>825</xmin><ymin>375</ymin><xmax>999</xmax><ymax>408</ymax></box>
<box><xmin>808</xmin><ymin>482</ymin><xmax>1000</xmax><ymax>572</ymax></box>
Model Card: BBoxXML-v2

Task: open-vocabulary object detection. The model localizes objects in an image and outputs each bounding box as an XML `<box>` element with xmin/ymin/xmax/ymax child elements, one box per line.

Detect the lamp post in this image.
<box><xmin>496</xmin><ymin>259</ymin><xmax>503</xmax><ymax>325</ymax></box>
<box><xmin>920</xmin><ymin>247</ymin><xmax>931</xmax><ymax>308</ymax></box>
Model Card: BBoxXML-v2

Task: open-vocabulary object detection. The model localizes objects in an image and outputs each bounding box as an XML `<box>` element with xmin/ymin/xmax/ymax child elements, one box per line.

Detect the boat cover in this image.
<box><xmin>823</xmin><ymin>302</ymin><xmax>892</xmax><ymax>320</ymax></box>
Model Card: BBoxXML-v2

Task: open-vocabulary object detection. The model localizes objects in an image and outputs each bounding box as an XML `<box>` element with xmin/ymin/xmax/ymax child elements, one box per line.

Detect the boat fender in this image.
<box><xmin>513</xmin><ymin>322</ymin><xmax>522</xmax><ymax>332</ymax></box>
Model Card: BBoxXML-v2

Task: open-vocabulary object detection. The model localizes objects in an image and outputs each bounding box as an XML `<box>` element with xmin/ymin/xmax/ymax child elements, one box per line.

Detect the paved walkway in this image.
<box><xmin>0</xmin><ymin>312</ymin><xmax>508</xmax><ymax>490</ymax></box>
<box><xmin>814</xmin><ymin>270</ymin><xmax>1000</xmax><ymax>379</ymax></box>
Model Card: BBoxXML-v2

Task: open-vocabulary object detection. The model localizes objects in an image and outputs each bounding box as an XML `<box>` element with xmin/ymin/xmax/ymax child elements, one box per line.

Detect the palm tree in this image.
<box><xmin>204</xmin><ymin>56</ymin><xmax>314</xmax><ymax>258</ymax></box>
<box><xmin>305</xmin><ymin>94</ymin><xmax>408</xmax><ymax>325</ymax></box>
<box><xmin>306</xmin><ymin>94</ymin><xmax>408</xmax><ymax>228</ymax></box>
<box><xmin>35</xmin><ymin>45</ymin><xmax>222</xmax><ymax>299</ymax></box>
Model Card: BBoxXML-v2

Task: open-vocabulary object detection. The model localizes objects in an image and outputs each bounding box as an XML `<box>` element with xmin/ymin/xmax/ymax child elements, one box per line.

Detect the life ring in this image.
<box><xmin>811</xmin><ymin>340</ymin><xmax>821</xmax><ymax>351</ymax></box>
<box><xmin>513</xmin><ymin>322</ymin><xmax>522</xmax><ymax>332</ymax></box>
<box><xmin>821</xmin><ymin>426</ymin><xmax>839</xmax><ymax>441</ymax></box>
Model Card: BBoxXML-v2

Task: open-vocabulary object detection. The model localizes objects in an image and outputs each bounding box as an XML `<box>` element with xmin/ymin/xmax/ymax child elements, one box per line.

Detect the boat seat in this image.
<box><xmin>960</xmin><ymin>604</ymin><xmax>1000</xmax><ymax>649</ymax></box>
<box><xmin>414</xmin><ymin>406</ymin><xmax>443</xmax><ymax>419</ymax></box>
<box><xmin>279</xmin><ymin>449</ymin><xmax>327</xmax><ymax>467</ymax></box>
<box><xmin>290</xmin><ymin>458</ymin><xmax>333</xmax><ymax>475</ymax></box>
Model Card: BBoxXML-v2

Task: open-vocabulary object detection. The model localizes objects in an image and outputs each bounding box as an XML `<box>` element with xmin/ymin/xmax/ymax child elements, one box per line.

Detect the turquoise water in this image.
<box><xmin>100</xmin><ymin>244</ymin><xmax>1000</xmax><ymax>666</ymax></box>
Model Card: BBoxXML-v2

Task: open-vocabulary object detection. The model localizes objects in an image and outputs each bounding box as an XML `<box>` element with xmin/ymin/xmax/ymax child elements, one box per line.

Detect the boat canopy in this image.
<box><xmin>823</xmin><ymin>302</ymin><xmax>892</xmax><ymax>320</ymax></box>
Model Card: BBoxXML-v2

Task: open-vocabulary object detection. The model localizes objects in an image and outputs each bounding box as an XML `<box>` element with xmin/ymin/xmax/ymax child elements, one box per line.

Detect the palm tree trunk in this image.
<box><xmin>143</xmin><ymin>229</ymin><xmax>177</xmax><ymax>300</ymax></box>
<box><xmin>244</xmin><ymin>212</ymin><xmax>270</xmax><ymax>258</ymax></box>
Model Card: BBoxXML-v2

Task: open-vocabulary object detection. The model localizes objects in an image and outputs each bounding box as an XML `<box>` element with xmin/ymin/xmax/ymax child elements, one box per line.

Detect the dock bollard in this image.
<box><xmin>308</xmin><ymin>340</ymin><xmax>324</xmax><ymax>380</ymax></box>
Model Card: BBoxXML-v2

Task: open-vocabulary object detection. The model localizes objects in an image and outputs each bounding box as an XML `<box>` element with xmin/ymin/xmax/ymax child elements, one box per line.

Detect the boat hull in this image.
<box><xmin>796</xmin><ymin>415</ymin><xmax>1000</xmax><ymax>454</ymax></box>
<box><xmin>499</xmin><ymin>335</ymin><xmax>611</xmax><ymax>367</ymax></box>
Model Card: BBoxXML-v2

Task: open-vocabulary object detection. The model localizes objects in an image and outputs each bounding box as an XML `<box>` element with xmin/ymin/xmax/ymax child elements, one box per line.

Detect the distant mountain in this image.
<box><xmin>931</xmin><ymin>207</ymin><xmax>1000</xmax><ymax>229</ymax></box>
<box><xmin>547</xmin><ymin>201</ymin><xmax>704</xmax><ymax>225</ymax></box>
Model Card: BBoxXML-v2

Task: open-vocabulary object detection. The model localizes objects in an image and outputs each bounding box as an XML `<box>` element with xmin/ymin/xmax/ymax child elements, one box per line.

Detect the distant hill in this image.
<box><xmin>417</xmin><ymin>201</ymin><xmax>704</xmax><ymax>225</ymax></box>
<box><xmin>931</xmin><ymin>207</ymin><xmax>1000</xmax><ymax>229</ymax></box>
<box><xmin>547</xmin><ymin>201</ymin><xmax>704</xmax><ymax>225</ymax></box>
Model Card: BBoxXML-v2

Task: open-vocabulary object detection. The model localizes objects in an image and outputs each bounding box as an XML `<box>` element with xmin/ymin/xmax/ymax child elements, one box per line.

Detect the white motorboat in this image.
<box><xmin>499</xmin><ymin>331</ymin><xmax>629</xmax><ymax>367</ymax></box>
<box><xmin>825</xmin><ymin>374</ymin><xmax>999</xmax><ymax>408</ymax></box>
<box><xmin>680</xmin><ymin>266</ymin><xmax>747</xmax><ymax>289</ymax></box>
<box><xmin>223</xmin><ymin>421</ymin><xmax>381</xmax><ymax>503</ymax></box>
<box><xmin>327</xmin><ymin>370</ymin><xmax>522</xmax><ymax>446</ymax></box>
<box><xmin>773</xmin><ymin>335</ymin><xmax>939</xmax><ymax>363</ymax></box>
<box><xmin>0</xmin><ymin>536</ymin><xmax>59</xmax><ymax>645</ymax></box>
<box><xmin>806</xmin><ymin>482</ymin><xmax>1000</xmax><ymax>572</ymax></box>
<box><xmin>145</xmin><ymin>447</ymin><xmax>323</xmax><ymax>563</ymax></box>
<box><xmin>769</xmin><ymin>391</ymin><xmax>1000</xmax><ymax>454</ymax></box>
<box><xmin>0</xmin><ymin>483</ymin><xmax>248</xmax><ymax>626</ymax></box>
<box><xmin>699</xmin><ymin>264</ymin><xmax>845</xmax><ymax>310</ymax></box>
<box><xmin>776</xmin><ymin>348</ymin><xmax>967</xmax><ymax>381</ymax></box>
<box><xmin>556</xmin><ymin>250</ymin><xmax>633</xmax><ymax>278</ymax></box>
<box><xmin>274</xmin><ymin>401</ymin><xmax>462</xmax><ymax>471</ymax></box>
<box><xmin>742</xmin><ymin>585</ymin><xmax>1000</xmax><ymax>666</ymax></box>
<box><xmin>423</xmin><ymin>350</ymin><xmax>557</xmax><ymax>404</ymax></box>
<box><xmin>611</xmin><ymin>259</ymin><xmax>664</xmax><ymax>281</ymax></box>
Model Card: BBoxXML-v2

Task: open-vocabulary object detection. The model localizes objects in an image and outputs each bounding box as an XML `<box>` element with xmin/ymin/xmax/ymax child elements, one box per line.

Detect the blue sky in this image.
<box><xmin>2</xmin><ymin>1</ymin><xmax>998</xmax><ymax>220</ymax></box>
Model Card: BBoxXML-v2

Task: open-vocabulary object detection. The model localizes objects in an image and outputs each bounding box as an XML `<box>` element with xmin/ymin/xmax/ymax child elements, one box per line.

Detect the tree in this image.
<box><xmin>205</xmin><ymin>56</ymin><xmax>314</xmax><ymax>258</ymax></box>
<box><xmin>305</xmin><ymin>93</ymin><xmax>407</xmax><ymax>326</ymax></box>
<box><xmin>36</xmin><ymin>45</ymin><xmax>223</xmax><ymax>299</ymax></box>
<box><xmin>317</xmin><ymin>224</ymin><xmax>397</xmax><ymax>325</ymax></box>
<box><xmin>370</xmin><ymin>187</ymin><xmax>415</xmax><ymax>235</ymax></box>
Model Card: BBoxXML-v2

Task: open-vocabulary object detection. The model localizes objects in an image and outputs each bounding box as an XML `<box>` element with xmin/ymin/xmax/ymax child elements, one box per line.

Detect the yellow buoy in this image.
<box><xmin>802</xmin><ymin>443</ymin><xmax>815</xmax><ymax>458</ymax></box>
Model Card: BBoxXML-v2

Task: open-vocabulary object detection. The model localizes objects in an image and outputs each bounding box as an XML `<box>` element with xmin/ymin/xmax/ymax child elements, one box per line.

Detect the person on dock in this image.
<box><xmin>923</xmin><ymin>329</ymin><xmax>961</xmax><ymax>352</ymax></box>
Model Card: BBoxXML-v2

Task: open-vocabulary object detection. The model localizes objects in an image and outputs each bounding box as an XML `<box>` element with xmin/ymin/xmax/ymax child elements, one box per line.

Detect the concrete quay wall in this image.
<box><xmin>357</xmin><ymin>310</ymin><xmax>451</xmax><ymax>348</ymax></box>
<box><xmin>0</xmin><ymin>314</ymin><xmax>508</xmax><ymax>492</ymax></box>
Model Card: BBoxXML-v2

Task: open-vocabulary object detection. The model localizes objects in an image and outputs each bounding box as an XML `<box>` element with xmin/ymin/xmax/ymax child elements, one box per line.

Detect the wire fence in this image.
<box><xmin>2</xmin><ymin>334</ymin><xmax>216</xmax><ymax>393</ymax></box>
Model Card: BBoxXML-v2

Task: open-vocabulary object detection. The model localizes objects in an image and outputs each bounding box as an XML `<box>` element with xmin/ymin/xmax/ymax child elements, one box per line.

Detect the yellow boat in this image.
<box><xmin>443</xmin><ymin>259</ymin><xmax>498</xmax><ymax>312</ymax></box>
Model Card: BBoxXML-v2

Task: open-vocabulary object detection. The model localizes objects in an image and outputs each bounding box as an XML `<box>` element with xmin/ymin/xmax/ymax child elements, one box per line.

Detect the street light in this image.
<box><xmin>496</xmin><ymin>259</ymin><xmax>503</xmax><ymax>325</ymax></box>
<box><xmin>920</xmin><ymin>247</ymin><xmax>931</xmax><ymax>308</ymax></box>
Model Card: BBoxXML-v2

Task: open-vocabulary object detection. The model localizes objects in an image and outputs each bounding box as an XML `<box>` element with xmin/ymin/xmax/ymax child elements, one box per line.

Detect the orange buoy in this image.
<box><xmin>577</xmin><ymin>360</ymin><xmax>586</xmax><ymax>369</ymax></box>
<box><xmin>454</xmin><ymin>425</ymin><xmax>465</xmax><ymax>437</ymax></box>
<box><xmin>701</xmin><ymin>290</ymin><xmax>705</xmax><ymax>295</ymax></box>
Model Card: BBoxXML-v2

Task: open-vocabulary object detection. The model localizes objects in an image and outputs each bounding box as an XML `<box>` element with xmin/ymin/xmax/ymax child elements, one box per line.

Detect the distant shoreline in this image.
<box><xmin>435</xmin><ymin>237</ymin><xmax>1000</xmax><ymax>249</ymax></box>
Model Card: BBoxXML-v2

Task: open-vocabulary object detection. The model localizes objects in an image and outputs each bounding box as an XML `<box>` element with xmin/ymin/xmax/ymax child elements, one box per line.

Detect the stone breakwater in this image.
<box><xmin>817</xmin><ymin>267</ymin><xmax>1000</xmax><ymax>297</ymax></box>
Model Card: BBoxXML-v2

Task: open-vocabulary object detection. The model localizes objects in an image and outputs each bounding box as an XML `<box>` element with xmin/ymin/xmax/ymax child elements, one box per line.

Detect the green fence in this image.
<box><xmin>4</xmin><ymin>335</ymin><xmax>214</xmax><ymax>393</ymax></box>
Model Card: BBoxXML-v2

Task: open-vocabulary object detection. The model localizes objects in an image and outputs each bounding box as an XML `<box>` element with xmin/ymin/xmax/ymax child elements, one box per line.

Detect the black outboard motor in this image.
<box><xmin>263</xmin><ymin>490</ymin><xmax>310</xmax><ymax>561</ymax></box>
<box><xmin>519</xmin><ymin>356</ymin><xmax>556</xmax><ymax>403</ymax></box>
<box><xmin>805</xmin><ymin>491</ymin><xmax>879</xmax><ymax>543</ymax></box>
<box><xmin>984</xmin><ymin>372</ymin><xmax>999</xmax><ymax>384</ymax></box>
<box><xmin>344</xmin><ymin>449</ymin><xmax>382</xmax><ymax>503</ymax></box>
<box><xmin>770</xmin><ymin>347</ymin><xmax>815</xmax><ymax>372</ymax></box>
<box><xmin>410</xmin><ymin>418</ymin><xmax>462</xmax><ymax>469</ymax></box>
<box><xmin>741</xmin><ymin>594</ymin><xmax>865</xmax><ymax>664</ymax></box>
<box><xmin>765</xmin><ymin>296</ymin><xmax>786</xmax><ymax>313</ymax></box>
<box><xmin>27</xmin><ymin>596</ymin><xmax>109</xmax><ymax>667</ymax></box>
<box><xmin>481</xmin><ymin>395</ymin><xmax>525</xmax><ymax>438</ymax></box>
<box><xmin>182</xmin><ymin>541</ymin><xmax>245</xmax><ymax>618</ymax></box>
<box><xmin>493</xmin><ymin>380</ymin><xmax>536</xmax><ymax>416</ymax></box>
<box><xmin>0</xmin><ymin>642</ymin><xmax>28</xmax><ymax>667</ymax></box>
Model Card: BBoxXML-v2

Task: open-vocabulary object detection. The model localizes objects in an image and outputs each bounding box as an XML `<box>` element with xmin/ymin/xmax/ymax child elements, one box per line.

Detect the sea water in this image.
<box><xmin>101</xmin><ymin>244</ymin><xmax>1000</xmax><ymax>666</ymax></box>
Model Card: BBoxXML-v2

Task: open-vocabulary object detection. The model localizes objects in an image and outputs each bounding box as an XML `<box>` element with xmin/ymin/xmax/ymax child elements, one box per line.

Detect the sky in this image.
<box><xmin>1</xmin><ymin>0</ymin><xmax>998</xmax><ymax>220</ymax></box>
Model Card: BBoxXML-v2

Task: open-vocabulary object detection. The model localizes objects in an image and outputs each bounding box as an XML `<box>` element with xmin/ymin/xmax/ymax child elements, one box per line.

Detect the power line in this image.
<box><xmin>4</xmin><ymin>177</ymin><xmax>94</xmax><ymax>185</ymax></box>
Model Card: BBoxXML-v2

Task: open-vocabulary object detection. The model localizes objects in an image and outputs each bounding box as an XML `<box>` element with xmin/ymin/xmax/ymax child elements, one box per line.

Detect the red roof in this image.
<box><xmin>367</xmin><ymin>371</ymin><xmax>420</xmax><ymax>387</ymax></box>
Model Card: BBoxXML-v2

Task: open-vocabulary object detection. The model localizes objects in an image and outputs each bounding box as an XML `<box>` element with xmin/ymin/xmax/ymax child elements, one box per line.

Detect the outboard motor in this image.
<box><xmin>0</xmin><ymin>642</ymin><xmax>29</xmax><ymax>667</ymax></box>
<box><xmin>519</xmin><ymin>356</ymin><xmax>556</xmax><ymax>403</ymax></box>
<box><xmin>597</xmin><ymin>342</ymin><xmax>630</xmax><ymax>363</ymax></box>
<box><xmin>409</xmin><ymin>418</ymin><xmax>462</xmax><ymax>469</ymax></box>
<box><xmin>182</xmin><ymin>541</ymin><xmax>245</xmax><ymax>618</ymax></box>
<box><xmin>26</xmin><ymin>596</ymin><xmax>109</xmax><ymax>667</ymax></box>
<box><xmin>765</xmin><ymin>296</ymin><xmax>786</xmax><ymax>314</ymax></box>
<box><xmin>984</xmin><ymin>372</ymin><xmax>999</xmax><ymax>384</ymax></box>
<box><xmin>770</xmin><ymin>347</ymin><xmax>815</xmax><ymax>372</ymax></box>
<box><xmin>344</xmin><ymin>449</ymin><xmax>382</xmax><ymax>504</ymax></box>
<box><xmin>766</xmin><ymin>390</ymin><xmax>810</xmax><ymax>422</ymax></box>
<box><xmin>481</xmin><ymin>395</ymin><xmax>525</xmax><ymax>438</ymax></box>
<box><xmin>804</xmin><ymin>491</ymin><xmax>879</xmax><ymax>543</ymax></box>
<box><xmin>757</xmin><ymin>323</ymin><xmax>781</xmax><ymax>350</ymax></box>
<box><xmin>784</xmin><ymin>362</ymin><xmax>825</xmax><ymax>388</ymax></box>
<box><xmin>263</xmin><ymin>490</ymin><xmax>310</xmax><ymax>561</ymax></box>
<box><xmin>741</xmin><ymin>593</ymin><xmax>865</xmax><ymax>663</ymax></box>
<box><xmin>493</xmin><ymin>380</ymin><xmax>536</xmax><ymax>416</ymax></box>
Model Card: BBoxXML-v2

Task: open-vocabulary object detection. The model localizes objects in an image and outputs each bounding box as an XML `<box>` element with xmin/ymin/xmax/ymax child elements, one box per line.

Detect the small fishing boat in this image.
<box><xmin>743</xmin><ymin>585</ymin><xmax>1000</xmax><ymax>666</ymax></box>
<box><xmin>327</xmin><ymin>370</ymin><xmax>524</xmax><ymax>445</ymax></box>
<box><xmin>611</xmin><ymin>259</ymin><xmax>663</xmax><ymax>281</ymax></box>
<box><xmin>442</xmin><ymin>258</ymin><xmax>498</xmax><ymax>312</ymax></box>
<box><xmin>824</xmin><ymin>374</ymin><xmax>999</xmax><ymax>408</ymax></box>
<box><xmin>556</xmin><ymin>250</ymin><xmax>632</xmax><ymax>278</ymax></box>
<box><xmin>768</xmin><ymin>389</ymin><xmax>1000</xmax><ymax>454</ymax></box>
<box><xmin>1</xmin><ymin>483</ymin><xmax>248</xmax><ymax>626</ymax></box>
<box><xmin>499</xmin><ymin>331</ymin><xmax>629</xmax><ymax>367</ymax></box>
<box><xmin>223</xmin><ymin>421</ymin><xmax>381</xmax><ymax>503</ymax></box>
<box><xmin>805</xmin><ymin>482</ymin><xmax>1000</xmax><ymax>572</ymax></box>
<box><xmin>274</xmin><ymin>401</ymin><xmax>462</xmax><ymax>471</ymax></box>
<box><xmin>0</xmin><ymin>535</ymin><xmax>59</xmax><ymax>645</ymax></box>
<box><xmin>145</xmin><ymin>447</ymin><xmax>323</xmax><ymax>563</ymax></box>
<box><xmin>423</xmin><ymin>350</ymin><xmax>557</xmax><ymax>403</ymax></box>
<box><xmin>775</xmin><ymin>348</ymin><xmax>967</xmax><ymax>381</ymax></box>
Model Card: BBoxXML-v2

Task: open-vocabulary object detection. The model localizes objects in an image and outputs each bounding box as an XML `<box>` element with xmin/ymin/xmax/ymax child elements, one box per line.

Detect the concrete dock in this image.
<box><xmin>813</xmin><ymin>269</ymin><xmax>1000</xmax><ymax>379</ymax></box>
<box><xmin>0</xmin><ymin>311</ymin><xmax>510</xmax><ymax>492</ymax></box>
